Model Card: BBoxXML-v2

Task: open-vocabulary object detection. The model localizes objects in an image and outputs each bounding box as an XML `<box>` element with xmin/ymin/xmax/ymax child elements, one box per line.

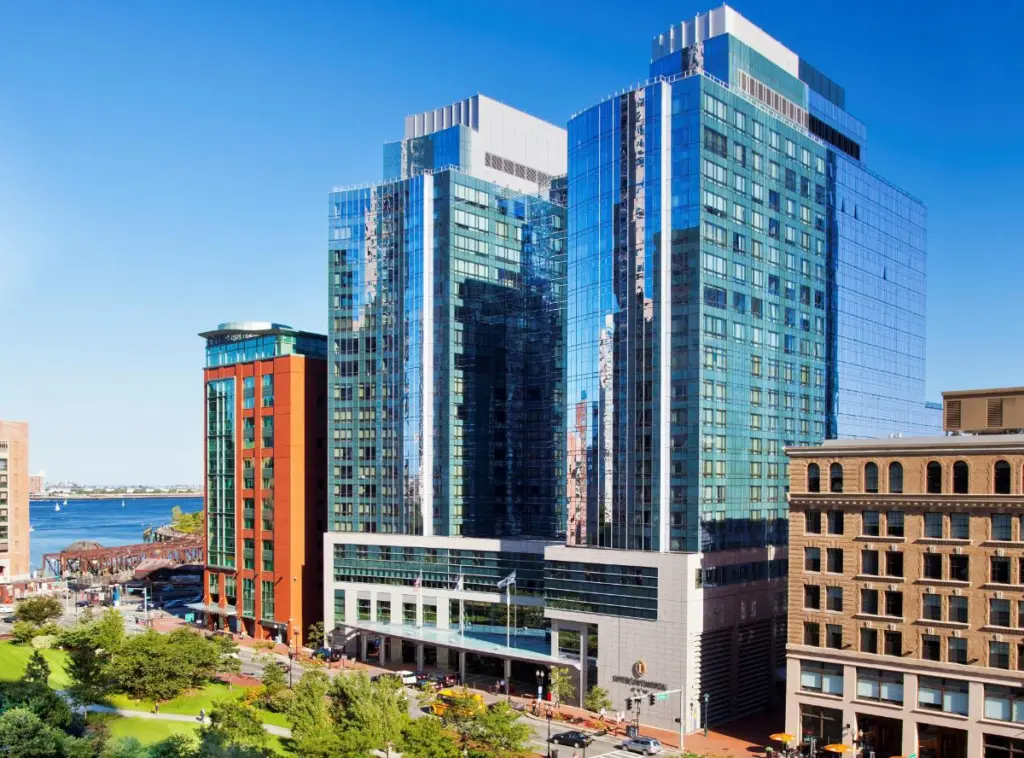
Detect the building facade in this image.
<box><xmin>0</xmin><ymin>421</ymin><xmax>31</xmax><ymax>590</ymax></box>
<box><xmin>786</xmin><ymin>387</ymin><xmax>1024</xmax><ymax>758</ymax></box>
<box><xmin>28</xmin><ymin>474</ymin><xmax>43</xmax><ymax>497</ymax></box>
<box><xmin>196</xmin><ymin>322</ymin><xmax>327</xmax><ymax>646</ymax></box>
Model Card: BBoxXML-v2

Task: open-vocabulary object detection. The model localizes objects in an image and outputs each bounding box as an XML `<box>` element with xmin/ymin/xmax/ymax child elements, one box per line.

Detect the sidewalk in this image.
<box><xmin>85</xmin><ymin>703</ymin><xmax>292</xmax><ymax>738</ymax></box>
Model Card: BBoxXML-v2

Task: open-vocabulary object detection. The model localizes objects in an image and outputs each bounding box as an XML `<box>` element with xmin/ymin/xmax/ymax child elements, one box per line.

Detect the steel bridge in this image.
<box><xmin>43</xmin><ymin>537</ymin><xmax>204</xmax><ymax>578</ymax></box>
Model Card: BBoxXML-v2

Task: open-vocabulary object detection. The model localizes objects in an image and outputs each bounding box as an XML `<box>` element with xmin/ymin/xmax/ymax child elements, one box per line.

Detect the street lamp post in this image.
<box><xmin>546</xmin><ymin>707</ymin><xmax>553</xmax><ymax>758</ymax></box>
<box><xmin>535</xmin><ymin>668</ymin><xmax>545</xmax><ymax>704</ymax></box>
<box><xmin>703</xmin><ymin>692</ymin><xmax>709</xmax><ymax>738</ymax></box>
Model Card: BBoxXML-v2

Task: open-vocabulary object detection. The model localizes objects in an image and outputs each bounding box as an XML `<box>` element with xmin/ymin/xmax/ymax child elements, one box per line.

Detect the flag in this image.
<box><xmin>454</xmin><ymin>575</ymin><xmax>464</xmax><ymax>592</ymax></box>
<box><xmin>413</xmin><ymin>571</ymin><xmax>422</xmax><ymax>589</ymax></box>
<box><xmin>496</xmin><ymin>570</ymin><xmax>516</xmax><ymax>590</ymax></box>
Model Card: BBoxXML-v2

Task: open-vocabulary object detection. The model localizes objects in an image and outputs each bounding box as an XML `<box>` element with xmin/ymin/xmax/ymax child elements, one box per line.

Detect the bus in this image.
<box><xmin>431</xmin><ymin>688</ymin><xmax>485</xmax><ymax>718</ymax></box>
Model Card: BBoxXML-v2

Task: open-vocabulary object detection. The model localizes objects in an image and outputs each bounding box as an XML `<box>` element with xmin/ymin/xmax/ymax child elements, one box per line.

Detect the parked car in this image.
<box><xmin>550</xmin><ymin>731</ymin><xmax>593</xmax><ymax>749</ymax></box>
<box><xmin>372</xmin><ymin>670</ymin><xmax>418</xmax><ymax>686</ymax></box>
<box><xmin>433</xmin><ymin>673</ymin><xmax>458</xmax><ymax>688</ymax></box>
<box><xmin>623</xmin><ymin>737</ymin><xmax>662</xmax><ymax>755</ymax></box>
<box><xmin>312</xmin><ymin>647</ymin><xmax>332</xmax><ymax>661</ymax></box>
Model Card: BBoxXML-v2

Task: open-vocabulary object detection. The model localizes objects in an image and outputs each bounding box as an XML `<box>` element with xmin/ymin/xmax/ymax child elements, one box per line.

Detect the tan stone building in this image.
<box><xmin>786</xmin><ymin>387</ymin><xmax>1024</xmax><ymax>758</ymax></box>
<box><xmin>0</xmin><ymin>422</ymin><xmax>31</xmax><ymax>587</ymax></box>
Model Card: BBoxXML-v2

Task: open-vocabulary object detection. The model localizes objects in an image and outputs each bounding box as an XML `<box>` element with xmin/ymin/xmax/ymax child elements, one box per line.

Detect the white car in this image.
<box><xmin>394</xmin><ymin>670</ymin><xmax>418</xmax><ymax>685</ymax></box>
<box><xmin>623</xmin><ymin>736</ymin><xmax>662</xmax><ymax>755</ymax></box>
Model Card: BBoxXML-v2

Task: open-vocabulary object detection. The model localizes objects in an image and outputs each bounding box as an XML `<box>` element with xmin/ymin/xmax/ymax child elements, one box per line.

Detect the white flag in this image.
<box><xmin>496</xmin><ymin>570</ymin><xmax>516</xmax><ymax>590</ymax></box>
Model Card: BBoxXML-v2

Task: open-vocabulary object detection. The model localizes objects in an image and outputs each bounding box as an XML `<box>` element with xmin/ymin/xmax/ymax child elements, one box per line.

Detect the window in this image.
<box><xmin>991</xmin><ymin>640</ymin><xmax>1011</xmax><ymax>669</ymax></box>
<box><xmin>800</xmin><ymin>661</ymin><xmax>843</xmax><ymax>695</ymax></box>
<box><xmin>860</xmin><ymin>627</ymin><xmax>878</xmax><ymax>654</ymax></box>
<box><xmin>888</xmin><ymin>462</ymin><xmax>904</xmax><ymax>493</ymax></box>
<box><xmin>857</xmin><ymin>668</ymin><xmax>903</xmax><ymax>704</ymax></box>
<box><xmin>918</xmin><ymin>677</ymin><xmax>968</xmax><ymax>715</ymax></box>
<box><xmin>829</xmin><ymin>463</ymin><xmax>843</xmax><ymax>493</ymax></box>
<box><xmin>883</xmin><ymin>630</ymin><xmax>902</xmax><ymax>656</ymax></box>
<box><xmin>861</xmin><ymin>550</ymin><xmax>879</xmax><ymax>576</ymax></box>
<box><xmin>826</xmin><ymin>586</ymin><xmax>843</xmax><ymax>611</ymax></box>
<box><xmin>985</xmin><ymin>685</ymin><xmax>1024</xmax><ymax>723</ymax></box>
<box><xmin>864</xmin><ymin>462</ymin><xmax>879</xmax><ymax>493</ymax></box>
<box><xmin>805</xmin><ymin>547</ymin><xmax>821</xmax><ymax>572</ymax></box>
<box><xmin>356</xmin><ymin>598</ymin><xmax>371</xmax><ymax>621</ymax></box>
<box><xmin>862</xmin><ymin>511</ymin><xmax>880</xmax><ymax>536</ymax></box>
<box><xmin>827</xmin><ymin>511</ymin><xmax>844</xmax><ymax>535</ymax></box>
<box><xmin>806</xmin><ymin>509</ymin><xmax>822</xmax><ymax>533</ymax></box>
<box><xmin>884</xmin><ymin>590</ymin><xmax>903</xmax><ymax>618</ymax></box>
<box><xmin>800</xmin><ymin>704</ymin><xmax>842</xmax><ymax>746</ymax></box>
<box><xmin>953</xmin><ymin>460</ymin><xmax>969</xmax><ymax>493</ymax></box>
<box><xmin>927</xmin><ymin>461</ymin><xmax>943</xmax><ymax>493</ymax></box>
<box><xmin>804</xmin><ymin>622</ymin><xmax>820</xmax><ymax>646</ymax></box>
<box><xmin>991</xmin><ymin>598</ymin><xmax>1012</xmax><ymax>627</ymax></box>
<box><xmin>949</xmin><ymin>554</ymin><xmax>970</xmax><ymax>582</ymax></box>
<box><xmin>992</xmin><ymin>556</ymin><xmax>1012</xmax><ymax>584</ymax></box>
<box><xmin>261</xmin><ymin>374</ymin><xmax>274</xmax><ymax>407</ymax></box>
<box><xmin>885</xmin><ymin>551</ymin><xmax>904</xmax><ymax>578</ymax></box>
<box><xmin>243</xmin><ymin>376</ymin><xmax>255</xmax><ymax>410</ymax></box>
<box><xmin>993</xmin><ymin>513</ymin><xmax>1014</xmax><ymax>541</ymax></box>
<box><xmin>923</xmin><ymin>593</ymin><xmax>942</xmax><ymax>620</ymax></box>
<box><xmin>887</xmin><ymin>511</ymin><xmax>905</xmax><ymax>537</ymax></box>
<box><xmin>804</xmin><ymin>585</ymin><xmax>821</xmax><ymax>609</ymax></box>
<box><xmin>996</xmin><ymin>460</ymin><xmax>1012</xmax><ymax>494</ymax></box>
<box><xmin>951</xmin><ymin>513</ymin><xmax>970</xmax><ymax>540</ymax></box>
<box><xmin>861</xmin><ymin>588</ymin><xmax>878</xmax><ymax>615</ymax></box>
<box><xmin>922</xmin><ymin>634</ymin><xmax>941</xmax><ymax>661</ymax></box>
<box><xmin>923</xmin><ymin>553</ymin><xmax>943</xmax><ymax>580</ymax></box>
<box><xmin>261</xmin><ymin>580</ymin><xmax>275</xmax><ymax>621</ymax></box>
<box><xmin>949</xmin><ymin>595</ymin><xmax>968</xmax><ymax>624</ymax></box>
<box><xmin>807</xmin><ymin>463</ymin><xmax>821</xmax><ymax>492</ymax></box>
<box><xmin>826</xmin><ymin>624</ymin><xmax>843</xmax><ymax>649</ymax></box>
<box><xmin>826</xmin><ymin>548</ymin><xmax>843</xmax><ymax>573</ymax></box>
<box><xmin>948</xmin><ymin>637</ymin><xmax>967</xmax><ymax>664</ymax></box>
<box><xmin>924</xmin><ymin>512</ymin><xmax>943</xmax><ymax>538</ymax></box>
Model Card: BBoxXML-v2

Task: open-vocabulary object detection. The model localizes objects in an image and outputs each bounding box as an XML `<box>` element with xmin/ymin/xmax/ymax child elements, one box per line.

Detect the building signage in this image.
<box><xmin>613</xmin><ymin>658</ymin><xmax>667</xmax><ymax>690</ymax></box>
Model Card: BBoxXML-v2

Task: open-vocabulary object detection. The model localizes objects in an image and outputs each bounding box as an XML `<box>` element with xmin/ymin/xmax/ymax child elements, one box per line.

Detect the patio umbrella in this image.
<box><xmin>769</xmin><ymin>733</ymin><xmax>796</xmax><ymax>743</ymax></box>
<box><xmin>823</xmin><ymin>745</ymin><xmax>852</xmax><ymax>754</ymax></box>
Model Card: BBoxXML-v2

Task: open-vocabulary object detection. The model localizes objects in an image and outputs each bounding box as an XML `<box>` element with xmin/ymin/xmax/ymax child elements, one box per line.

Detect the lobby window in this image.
<box><xmin>827</xmin><ymin>510</ymin><xmax>844</xmax><ymax>535</ymax></box>
<box><xmin>861</xmin><ymin>588</ymin><xmax>879</xmax><ymax>615</ymax></box>
<box><xmin>923</xmin><ymin>553</ymin><xmax>943</xmax><ymax>580</ymax></box>
<box><xmin>885</xmin><ymin>550</ymin><xmax>904</xmax><ymax>577</ymax></box>
<box><xmin>995</xmin><ymin>460</ymin><xmax>1012</xmax><ymax>494</ymax></box>
<box><xmin>860</xmin><ymin>627</ymin><xmax>878</xmax><ymax>654</ymax></box>
<box><xmin>805</xmin><ymin>547</ymin><xmax>821</xmax><ymax>572</ymax></box>
<box><xmin>825</xmin><ymin>624</ymin><xmax>843</xmax><ymax>649</ymax></box>
<box><xmin>992</xmin><ymin>556</ymin><xmax>1013</xmax><ymax>584</ymax></box>
<box><xmin>864</xmin><ymin>462</ymin><xmax>879</xmax><ymax>493</ymax></box>
<box><xmin>924</xmin><ymin>512</ymin><xmax>943</xmax><ymax>538</ymax></box>
<box><xmin>991</xmin><ymin>640</ymin><xmax>1012</xmax><ymax>669</ymax></box>
<box><xmin>799</xmin><ymin>704</ymin><xmax>842</xmax><ymax>746</ymax></box>
<box><xmin>861</xmin><ymin>550</ymin><xmax>879</xmax><ymax>576</ymax></box>
<box><xmin>800</xmin><ymin>661</ymin><xmax>843</xmax><ymax>695</ymax></box>
<box><xmin>950</xmin><ymin>554</ymin><xmax>970</xmax><ymax>582</ymax></box>
<box><xmin>861</xmin><ymin>511</ymin><xmax>880</xmax><ymax>537</ymax></box>
<box><xmin>985</xmin><ymin>685</ymin><xmax>1024</xmax><ymax>723</ymax></box>
<box><xmin>883</xmin><ymin>630</ymin><xmax>902</xmax><ymax>656</ymax></box>
<box><xmin>949</xmin><ymin>596</ymin><xmax>969</xmax><ymax>624</ymax></box>
<box><xmin>888</xmin><ymin>462</ymin><xmax>903</xmax><ymax>493</ymax></box>
<box><xmin>826</xmin><ymin>586</ymin><xmax>843</xmax><ymax>612</ymax></box>
<box><xmin>806</xmin><ymin>509</ymin><xmax>822</xmax><ymax>534</ymax></box>
<box><xmin>951</xmin><ymin>513</ymin><xmax>970</xmax><ymax>540</ymax></box>
<box><xmin>991</xmin><ymin>598</ymin><xmax>1012</xmax><ymax>627</ymax></box>
<box><xmin>948</xmin><ymin>637</ymin><xmax>967</xmax><ymax>664</ymax></box>
<box><xmin>829</xmin><ymin>463</ymin><xmax>843</xmax><ymax>493</ymax></box>
<box><xmin>856</xmin><ymin>668</ymin><xmax>903</xmax><ymax>704</ymax></box>
<box><xmin>922</xmin><ymin>634</ymin><xmax>941</xmax><ymax>662</ymax></box>
<box><xmin>261</xmin><ymin>374</ymin><xmax>274</xmax><ymax>407</ymax></box>
<box><xmin>807</xmin><ymin>463</ymin><xmax>821</xmax><ymax>492</ymax></box>
<box><xmin>918</xmin><ymin>677</ymin><xmax>968</xmax><ymax>715</ymax></box>
<box><xmin>804</xmin><ymin>585</ymin><xmax>821</xmax><ymax>610</ymax></box>
<box><xmin>926</xmin><ymin>461</ymin><xmax>943</xmax><ymax>493</ymax></box>
<box><xmin>884</xmin><ymin>590</ymin><xmax>903</xmax><ymax>618</ymax></box>
<box><xmin>993</xmin><ymin>513</ymin><xmax>1014</xmax><ymax>541</ymax></box>
<box><xmin>826</xmin><ymin>548</ymin><xmax>843</xmax><ymax>573</ymax></box>
<box><xmin>804</xmin><ymin>622</ymin><xmax>820</xmax><ymax>646</ymax></box>
<box><xmin>953</xmin><ymin>460</ymin><xmax>970</xmax><ymax>494</ymax></box>
<box><xmin>887</xmin><ymin>510</ymin><xmax>905</xmax><ymax>537</ymax></box>
<box><xmin>922</xmin><ymin>593</ymin><xmax>942</xmax><ymax>621</ymax></box>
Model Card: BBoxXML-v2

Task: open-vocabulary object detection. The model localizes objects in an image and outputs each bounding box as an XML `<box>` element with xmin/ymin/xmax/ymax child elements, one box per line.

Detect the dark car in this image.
<box><xmin>550</xmin><ymin>731</ymin><xmax>593</xmax><ymax>749</ymax></box>
<box><xmin>433</xmin><ymin>673</ymin><xmax>458</xmax><ymax>688</ymax></box>
<box><xmin>312</xmin><ymin>647</ymin><xmax>332</xmax><ymax>661</ymax></box>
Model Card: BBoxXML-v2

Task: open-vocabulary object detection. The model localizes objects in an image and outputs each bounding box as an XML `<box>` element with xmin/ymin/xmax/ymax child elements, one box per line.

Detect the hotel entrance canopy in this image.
<box><xmin>338</xmin><ymin>619</ymin><xmax>578</xmax><ymax>668</ymax></box>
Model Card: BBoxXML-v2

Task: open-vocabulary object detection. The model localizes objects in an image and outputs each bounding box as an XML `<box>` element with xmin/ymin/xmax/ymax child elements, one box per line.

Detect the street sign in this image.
<box><xmin>656</xmin><ymin>693</ymin><xmax>670</xmax><ymax>701</ymax></box>
<box><xmin>184</xmin><ymin>613</ymin><xmax>195</xmax><ymax>622</ymax></box>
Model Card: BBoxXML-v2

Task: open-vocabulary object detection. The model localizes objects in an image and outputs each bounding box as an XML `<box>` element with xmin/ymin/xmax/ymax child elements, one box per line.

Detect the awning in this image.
<box><xmin>337</xmin><ymin>619</ymin><xmax>578</xmax><ymax>668</ymax></box>
<box><xmin>186</xmin><ymin>602</ymin><xmax>237</xmax><ymax>617</ymax></box>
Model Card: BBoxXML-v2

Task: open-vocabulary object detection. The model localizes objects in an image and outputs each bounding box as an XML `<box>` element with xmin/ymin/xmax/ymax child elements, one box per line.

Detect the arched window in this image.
<box><xmin>888</xmin><ymin>462</ymin><xmax>904</xmax><ymax>494</ymax></box>
<box><xmin>864</xmin><ymin>462</ymin><xmax>879</xmax><ymax>494</ymax></box>
<box><xmin>994</xmin><ymin>460</ymin><xmax>1011</xmax><ymax>495</ymax></box>
<box><xmin>953</xmin><ymin>461</ymin><xmax>969</xmax><ymax>494</ymax></box>
<box><xmin>830</xmin><ymin>463</ymin><xmax>844</xmax><ymax>493</ymax></box>
<box><xmin>807</xmin><ymin>463</ymin><xmax>821</xmax><ymax>493</ymax></box>
<box><xmin>926</xmin><ymin>462</ymin><xmax>943</xmax><ymax>494</ymax></box>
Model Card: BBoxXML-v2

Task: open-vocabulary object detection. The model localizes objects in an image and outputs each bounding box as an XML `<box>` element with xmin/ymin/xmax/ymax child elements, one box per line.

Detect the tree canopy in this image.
<box><xmin>15</xmin><ymin>597</ymin><xmax>63</xmax><ymax>626</ymax></box>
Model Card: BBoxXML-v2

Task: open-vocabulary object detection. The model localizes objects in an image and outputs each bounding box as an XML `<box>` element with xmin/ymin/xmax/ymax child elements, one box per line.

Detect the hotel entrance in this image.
<box><xmin>856</xmin><ymin>714</ymin><xmax>901</xmax><ymax>758</ymax></box>
<box><xmin>918</xmin><ymin>723</ymin><xmax>967</xmax><ymax>758</ymax></box>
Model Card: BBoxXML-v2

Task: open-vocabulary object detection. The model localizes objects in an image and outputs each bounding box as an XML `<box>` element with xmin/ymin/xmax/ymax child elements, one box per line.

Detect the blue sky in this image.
<box><xmin>1</xmin><ymin>0</ymin><xmax>1020</xmax><ymax>484</ymax></box>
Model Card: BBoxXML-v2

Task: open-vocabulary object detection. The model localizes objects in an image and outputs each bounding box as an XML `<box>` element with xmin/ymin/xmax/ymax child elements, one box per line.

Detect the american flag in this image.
<box><xmin>454</xmin><ymin>575</ymin><xmax>464</xmax><ymax>592</ymax></box>
<box><xmin>413</xmin><ymin>571</ymin><xmax>422</xmax><ymax>589</ymax></box>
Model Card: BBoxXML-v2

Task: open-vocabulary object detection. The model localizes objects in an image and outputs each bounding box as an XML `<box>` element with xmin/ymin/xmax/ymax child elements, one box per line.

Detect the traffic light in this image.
<box><xmin>649</xmin><ymin>693</ymin><xmax>656</xmax><ymax>706</ymax></box>
<box><xmin>625</xmin><ymin>697</ymin><xmax>633</xmax><ymax>711</ymax></box>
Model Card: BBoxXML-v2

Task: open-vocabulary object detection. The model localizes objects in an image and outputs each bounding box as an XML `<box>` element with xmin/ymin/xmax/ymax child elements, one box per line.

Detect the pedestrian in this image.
<box><xmin>153</xmin><ymin>703</ymin><xmax>159</xmax><ymax>716</ymax></box>
<box><xmin>495</xmin><ymin>679</ymin><xmax>500</xmax><ymax>695</ymax></box>
<box><xmin>199</xmin><ymin>708</ymin><xmax>205</xmax><ymax>722</ymax></box>
<box><xmin>599</xmin><ymin>706</ymin><xmax>606</xmax><ymax>722</ymax></box>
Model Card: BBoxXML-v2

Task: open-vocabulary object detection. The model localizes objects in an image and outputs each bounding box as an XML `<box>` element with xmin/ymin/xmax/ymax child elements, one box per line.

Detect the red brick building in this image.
<box><xmin>197</xmin><ymin>322</ymin><xmax>326</xmax><ymax>647</ymax></box>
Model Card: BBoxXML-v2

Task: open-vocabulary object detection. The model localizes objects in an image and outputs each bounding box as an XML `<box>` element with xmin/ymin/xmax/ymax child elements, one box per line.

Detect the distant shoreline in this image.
<box><xmin>30</xmin><ymin>492</ymin><xmax>202</xmax><ymax>501</ymax></box>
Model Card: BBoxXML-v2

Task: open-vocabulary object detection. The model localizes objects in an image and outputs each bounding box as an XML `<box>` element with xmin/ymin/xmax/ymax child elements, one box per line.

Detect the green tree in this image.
<box><xmin>328</xmin><ymin>671</ymin><xmax>408</xmax><ymax>752</ymax></box>
<box><xmin>22</xmin><ymin>650</ymin><xmax>51</xmax><ymax>686</ymax></box>
<box><xmin>198</xmin><ymin>701</ymin><xmax>267</xmax><ymax>754</ymax></box>
<box><xmin>465</xmin><ymin>701</ymin><xmax>531</xmax><ymax>758</ymax></box>
<box><xmin>15</xmin><ymin>597</ymin><xmax>63</xmax><ymax>626</ymax></box>
<box><xmin>148</xmin><ymin>734</ymin><xmax>199</xmax><ymax>758</ymax></box>
<box><xmin>170</xmin><ymin>506</ymin><xmax>203</xmax><ymax>535</ymax></box>
<box><xmin>103</xmin><ymin>736</ymin><xmax>148</xmax><ymax>758</ymax></box>
<box><xmin>400</xmin><ymin>716</ymin><xmax>461</xmax><ymax>758</ymax></box>
<box><xmin>0</xmin><ymin>681</ymin><xmax>77</xmax><ymax>733</ymax></box>
<box><xmin>288</xmin><ymin>669</ymin><xmax>334</xmax><ymax>755</ymax></box>
<box><xmin>584</xmin><ymin>685</ymin><xmax>612</xmax><ymax>715</ymax></box>
<box><xmin>258</xmin><ymin>662</ymin><xmax>287</xmax><ymax>708</ymax></box>
<box><xmin>106</xmin><ymin>629</ymin><xmax>228</xmax><ymax>701</ymax></box>
<box><xmin>306</xmin><ymin>621</ymin><xmax>325</xmax><ymax>649</ymax></box>
<box><xmin>548</xmin><ymin>667</ymin><xmax>575</xmax><ymax>710</ymax></box>
<box><xmin>208</xmin><ymin>634</ymin><xmax>242</xmax><ymax>678</ymax></box>
<box><xmin>11</xmin><ymin>621</ymin><xmax>38</xmax><ymax>644</ymax></box>
<box><xmin>59</xmin><ymin>610</ymin><xmax>124</xmax><ymax>703</ymax></box>
<box><xmin>0</xmin><ymin>708</ymin><xmax>65</xmax><ymax>758</ymax></box>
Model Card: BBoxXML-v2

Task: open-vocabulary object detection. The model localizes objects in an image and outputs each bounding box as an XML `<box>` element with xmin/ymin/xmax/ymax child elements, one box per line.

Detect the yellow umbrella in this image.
<box><xmin>824</xmin><ymin>745</ymin><xmax>852</xmax><ymax>754</ymax></box>
<box><xmin>769</xmin><ymin>733</ymin><xmax>796</xmax><ymax>743</ymax></box>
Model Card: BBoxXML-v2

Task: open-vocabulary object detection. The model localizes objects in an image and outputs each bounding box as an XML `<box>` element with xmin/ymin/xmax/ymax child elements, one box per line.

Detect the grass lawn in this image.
<box><xmin>0</xmin><ymin>642</ymin><xmax>71</xmax><ymax>690</ymax></box>
<box><xmin>107</xmin><ymin>680</ymin><xmax>289</xmax><ymax>729</ymax></box>
<box><xmin>104</xmin><ymin>715</ymin><xmax>293</xmax><ymax>755</ymax></box>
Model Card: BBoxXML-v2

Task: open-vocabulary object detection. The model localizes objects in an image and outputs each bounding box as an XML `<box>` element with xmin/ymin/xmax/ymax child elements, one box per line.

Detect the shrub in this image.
<box><xmin>30</xmin><ymin>635</ymin><xmax>57</xmax><ymax>650</ymax></box>
<box><xmin>11</xmin><ymin>622</ymin><xmax>37</xmax><ymax>644</ymax></box>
